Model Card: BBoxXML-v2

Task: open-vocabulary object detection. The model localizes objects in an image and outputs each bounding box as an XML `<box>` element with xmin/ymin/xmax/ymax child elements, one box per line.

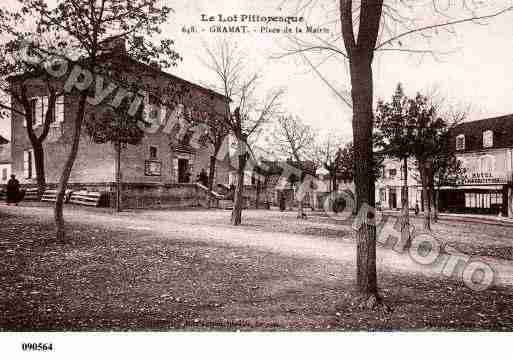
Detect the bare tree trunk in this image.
<box><xmin>33</xmin><ymin>142</ymin><xmax>46</xmax><ymax>199</ymax></box>
<box><xmin>351</xmin><ymin>55</ymin><xmax>378</xmax><ymax>301</ymax></box>
<box><xmin>231</xmin><ymin>154</ymin><xmax>247</xmax><ymax>226</ymax></box>
<box><xmin>255</xmin><ymin>178</ymin><xmax>260</xmax><ymax>209</ymax></box>
<box><xmin>207</xmin><ymin>154</ymin><xmax>217</xmax><ymax>208</ymax></box>
<box><xmin>401</xmin><ymin>157</ymin><xmax>411</xmax><ymax>249</ymax></box>
<box><xmin>433</xmin><ymin>187</ymin><xmax>439</xmax><ymax>222</ymax></box>
<box><xmin>423</xmin><ymin>186</ymin><xmax>431</xmax><ymax>231</ymax></box>
<box><xmin>21</xmin><ymin>88</ymin><xmax>55</xmax><ymax>200</ymax></box>
<box><xmin>115</xmin><ymin>140</ymin><xmax>122</xmax><ymax>212</ymax></box>
<box><xmin>54</xmin><ymin>94</ymin><xmax>87</xmax><ymax>242</ymax></box>
<box><xmin>208</xmin><ymin>155</ymin><xmax>216</xmax><ymax>191</ymax></box>
<box><xmin>297</xmin><ymin>197</ymin><xmax>306</xmax><ymax>218</ymax></box>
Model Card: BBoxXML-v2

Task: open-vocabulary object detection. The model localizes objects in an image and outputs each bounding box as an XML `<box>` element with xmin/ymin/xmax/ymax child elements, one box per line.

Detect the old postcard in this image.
<box><xmin>1</xmin><ymin>0</ymin><xmax>512</xmax><ymax>358</ymax></box>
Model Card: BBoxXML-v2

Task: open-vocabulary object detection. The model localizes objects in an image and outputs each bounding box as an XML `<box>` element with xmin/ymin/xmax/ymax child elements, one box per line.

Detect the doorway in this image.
<box><xmin>178</xmin><ymin>158</ymin><xmax>190</xmax><ymax>183</ymax></box>
<box><xmin>389</xmin><ymin>189</ymin><xmax>397</xmax><ymax>209</ymax></box>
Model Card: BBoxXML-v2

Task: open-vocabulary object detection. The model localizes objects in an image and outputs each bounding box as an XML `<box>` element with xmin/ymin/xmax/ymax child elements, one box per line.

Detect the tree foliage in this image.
<box><xmin>85</xmin><ymin>103</ymin><xmax>144</xmax><ymax>146</ymax></box>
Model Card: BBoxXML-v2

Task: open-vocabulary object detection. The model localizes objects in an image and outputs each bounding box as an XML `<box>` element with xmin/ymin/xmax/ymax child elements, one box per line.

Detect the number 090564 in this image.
<box><xmin>21</xmin><ymin>343</ymin><xmax>54</xmax><ymax>351</ymax></box>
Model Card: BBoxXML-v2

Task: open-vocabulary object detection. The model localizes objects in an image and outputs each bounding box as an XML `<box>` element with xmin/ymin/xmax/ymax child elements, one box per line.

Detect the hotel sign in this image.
<box><xmin>459</xmin><ymin>172</ymin><xmax>508</xmax><ymax>185</ymax></box>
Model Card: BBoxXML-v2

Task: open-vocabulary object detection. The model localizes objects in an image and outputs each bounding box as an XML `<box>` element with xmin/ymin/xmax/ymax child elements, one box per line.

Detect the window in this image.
<box><xmin>54</xmin><ymin>95</ymin><xmax>65</xmax><ymax>125</ymax></box>
<box><xmin>149</xmin><ymin>146</ymin><xmax>158</xmax><ymax>159</ymax></box>
<box><xmin>483</xmin><ymin>130</ymin><xmax>493</xmax><ymax>148</ymax></box>
<box><xmin>1</xmin><ymin>168</ymin><xmax>7</xmax><ymax>181</ymax></box>
<box><xmin>23</xmin><ymin>149</ymin><xmax>34</xmax><ymax>179</ymax></box>
<box><xmin>143</xmin><ymin>93</ymin><xmax>162</xmax><ymax>128</ymax></box>
<box><xmin>379</xmin><ymin>188</ymin><xmax>386</xmax><ymax>203</ymax></box>
<box><xmin>29</xmin><ymin>98</ymin><xmax>38</xmax><ymax>126</ymax></box>
<box><xmin>480</xmin><ymin>155</ymin><xmax>494</xmax><ymax>173</ymax></box>
<box><xmin>465</xmin><ymin>192</ymin><xmax>498</xmax><ymax>209</ymax></box>
<box><xmin>178</xmin><ymin>158</ymin><xmax>190</xmax><ymax>183</ymax></box>
<box><xmin>25</xmin><ymin>95</ymin><xmax>64</xmax><ymax>127</ymax></box>
<box><xmin>29</xmin><ymin>96</ymin><xmax>44</xmax><ymax>126</ymax></box>
<box><xmin>491</xmin><ymin>192</ymin><xmax>503</xmax><ymax>205</ymax></box>
<box><xmin>23</xmin><ymin>98</ymin><xmax>38</xmax><ymax>127</ymax></box>
<box><xmin>388</xmin><ymin>168</ymin><xmax>397</xmax><ymax>178</ymax></box>
<box><xmin>456</xmin><ymin>134</ymin><xmax>465</xmax><ymax>151</ymax></box>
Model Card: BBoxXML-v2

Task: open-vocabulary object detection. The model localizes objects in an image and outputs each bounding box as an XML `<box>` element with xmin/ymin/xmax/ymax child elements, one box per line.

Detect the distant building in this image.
<box><xmin>375</xmin><ymin>157</ymin><xmax>422</xmax><ymax>210</ymax></box>
<box><xmin>439</xmin><ymin>115</ymin><xmax>513</xmax><ymax>216</ymax></box>
<box><xmin>239</xmin><ymin>159</ymin><xmax>357</xmax><ymax>210</ymax></box>
<box><xmin>0</xmin><ymin>134</ymin><xmax>11</xmax><ymax>184</ymax></box>
<box><xmin>8</xmin><ymin>37</ymin><xmax>232</xmax><ymax>207</ymax></box>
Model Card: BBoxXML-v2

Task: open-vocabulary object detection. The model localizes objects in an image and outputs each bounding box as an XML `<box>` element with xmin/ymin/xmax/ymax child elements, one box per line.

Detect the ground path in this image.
<box><xmin>2</xmin><ymin>204</ymin><xmax>512</xmax><ymax>288</ymax></box>
<box><xmin>1</xmin><ymin>204</ymin><xmax>513</xmax><ymax>330</ymax></box>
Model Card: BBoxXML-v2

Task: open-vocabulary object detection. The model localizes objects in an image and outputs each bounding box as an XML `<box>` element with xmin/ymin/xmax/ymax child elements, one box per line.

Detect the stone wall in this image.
<box><xmin>116</xmin><ymin>183</ymin><xmax>219</xmax><ymax>209</ymax></box>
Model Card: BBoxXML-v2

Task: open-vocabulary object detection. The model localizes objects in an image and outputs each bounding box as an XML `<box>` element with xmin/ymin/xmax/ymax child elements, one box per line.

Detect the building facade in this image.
<box><xmin>9</xmin><ymin>38</ymin><xmax>232</xmax><ymax>206</ymax></box>
<box><xmin>375</xmin><ymin>157</ymin><xmax>422</xmax><ymax>210</ymax></box>
<box><xmin>438</xmin><ymin>115</ymin><xmax>513</xmax><ymax>216</ymax></box>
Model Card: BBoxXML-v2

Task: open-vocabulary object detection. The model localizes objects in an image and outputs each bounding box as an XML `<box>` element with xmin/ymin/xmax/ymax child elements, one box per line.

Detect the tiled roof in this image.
<box><xmin>450</xmin><ymin>114</ymin><xmax>513</xmax><ymax>152</ymax></box>
<box><xmin>8</xmin><ymin>49</ymin><xmax>229</xmax><ymax>103</ymax></box>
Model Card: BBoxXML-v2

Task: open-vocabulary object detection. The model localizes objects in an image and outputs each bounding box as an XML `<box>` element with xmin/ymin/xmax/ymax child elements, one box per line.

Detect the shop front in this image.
<box><xmin>438</xmin><ymin>172</ymin><xmax>510</xmax><ymax>216</ymax></box>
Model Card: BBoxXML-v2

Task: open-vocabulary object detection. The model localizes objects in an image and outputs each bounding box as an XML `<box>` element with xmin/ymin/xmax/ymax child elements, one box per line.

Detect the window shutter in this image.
<box><xmin>55</xmin><ymin>95</ymin><xmax>64</xmax><ymax>124</ymax></box>
<box><xmin>35</xmin><ymin>97</ymin><xmax>43</xmax><ymax>126</ymax></box>
<box><xmin>143</xmin><ymin>92</ymin><xmax>150</xmax><ymax>121</ymax></box>
<box><xmin>23</xmin><ymin>150</ymin><xmax>30</xmax><ymax>178</ymax></box>
<box><xmin>42</xmin><ymin>96</ymin><xmax>49</xmax><ymax>125</ymax></box>
<box><xmin>31</xmin><ymin>149</ymin><xmax>36</xmax><ymax>178</ymax></box>
<box><xmin>172</xmin><ymin>158</ymin><xmax>178</xmax><ymax>182</ymax></box>
<box><xmin>456</xmin><ymin>135</ymin><xmax>465</xmax><ymax>151</ymax></box>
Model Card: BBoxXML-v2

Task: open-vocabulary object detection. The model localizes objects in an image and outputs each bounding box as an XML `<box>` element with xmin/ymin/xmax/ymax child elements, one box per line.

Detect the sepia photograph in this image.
<box><xmin>1</xmin><ymin>0</ymin><xmax>513</xmax><ymax>357</ymax></box>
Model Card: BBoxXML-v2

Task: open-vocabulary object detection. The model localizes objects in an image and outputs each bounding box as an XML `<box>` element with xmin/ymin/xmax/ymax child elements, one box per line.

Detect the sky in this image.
<box><xmin>1</xmin><ymin>0</ymin><xmax>513</xmax><ymax>143</ymax></box>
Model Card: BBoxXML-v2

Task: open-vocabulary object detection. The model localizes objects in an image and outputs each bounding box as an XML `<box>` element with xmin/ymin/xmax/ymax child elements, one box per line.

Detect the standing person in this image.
<box><xmin>6</xmin><ymin>175</ymin><xmax>20</xmax><ymax>206</ymax></box>
<box><xmin>415</xmin><ymin>200</ymin><xmax>420</xmax><ymax>216</ymax></box>
<box><xmin>279</xmin><ymin>190</ymin><xmax>286</xmax><ymax>211</ymax></box>
<box><xmin>197</xmin><ymin>168</ymin><xmax>209</xmax><ymax>187</ymax></box>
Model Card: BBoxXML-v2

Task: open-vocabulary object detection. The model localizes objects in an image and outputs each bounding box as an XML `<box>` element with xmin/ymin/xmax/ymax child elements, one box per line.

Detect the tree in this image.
<box><xmin>205</xmin><ymin>115</ymin><xmax>229</xmax><ymax>195</ymax></box>
<box><xmin>4</xmin><ymin>0</ymin><xmax>181</xmax><ymax>241</ymax></box>
<box><xmin>280</xmin><ymin>0</ymin><xmax>512</xmax><ymax>308</ymax></box>
<box><xmin>0</xmin><ymin>34</ymin><xmax>63</xmax><ymax>198</ymax></box>
<box><xmin>269</xmin><ymin>115</ymin><xmax>316</xmax><ymax>218</ymax></box>
<box><xmin>313</xmin><ymin>133</ymin><xmax>347</xmax><ymax>192</ymax></box>
<box><xmin>202</xmin><ymin>39</ymin><xmax>283</xmax><ymax>225</ymax></box>
<box><xmin>85</xmin><ymin>103</ymin><xmax>144</xmax><ymax>212</ymax></box>
<box><xmin>375</xmin><ymin>83</ymin><xmax>416</xmax><ymax>249</ymax></box>
<box><xmin>406</xmin><ymin>92</ymin><xmax>448</xmax><ymax>231</ymax></box>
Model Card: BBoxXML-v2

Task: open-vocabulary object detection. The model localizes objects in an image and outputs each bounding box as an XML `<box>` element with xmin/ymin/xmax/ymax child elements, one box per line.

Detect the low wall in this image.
<box><xmin>117</xmin><ymin>183</ymin><xmax>222</xmax><ymax>209</ymax></box>
<box><xmin>12</xmin><ymin>182</ymin><xmax>220</xmax><ymax>209</ymax></box>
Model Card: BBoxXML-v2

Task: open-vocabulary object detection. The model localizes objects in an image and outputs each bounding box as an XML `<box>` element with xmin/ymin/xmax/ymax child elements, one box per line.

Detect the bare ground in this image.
<box><xmin>1</xmin><ymin>204</ymin><xmax>512</xmax><ymax>330</ymax></box>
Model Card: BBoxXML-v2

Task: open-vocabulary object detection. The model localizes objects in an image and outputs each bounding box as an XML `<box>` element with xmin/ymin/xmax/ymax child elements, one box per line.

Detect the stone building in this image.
<box><xmin>8</xmin><ymin>37</ymin><xmax>232</xmax><ymax>207</ymax></box>
<box><xmin>375</xmin><ymin>157</ymin><xmax>422</xmax><ymax>210</ymax></box>
<box><xmin>439</xmin><ymin>115</ymin><xmax>513</xmax><ymax>216</ymax></box>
